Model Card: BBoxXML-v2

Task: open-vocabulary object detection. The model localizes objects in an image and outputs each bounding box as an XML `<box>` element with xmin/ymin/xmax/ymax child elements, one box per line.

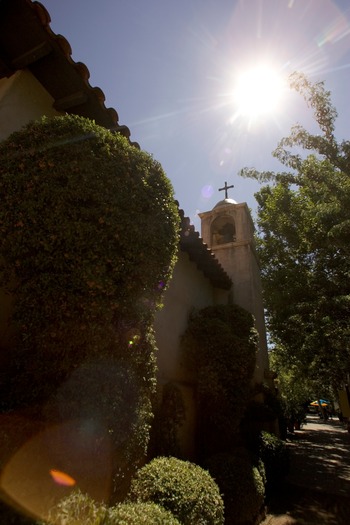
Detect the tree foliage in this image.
<box><xmin>240</xmin><ymin>73</ymin><xmax>350</xmax><ymax>393</ymax></box>
<box><xmin>269</xmin><ymin>346</ymin><xmax>314</xmax><ymax>424</ymax></box>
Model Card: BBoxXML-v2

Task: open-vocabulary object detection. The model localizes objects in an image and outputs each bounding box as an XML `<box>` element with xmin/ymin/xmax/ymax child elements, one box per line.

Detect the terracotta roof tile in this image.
<box><xmin>0</xmin><ymin>0</ymin><xmax>139</xmax><ymax>147</ymax></box>
<box><xmin>0</xmin><ymin>0</ymin><xmax>231</xmax><ymax>290</ymax></box>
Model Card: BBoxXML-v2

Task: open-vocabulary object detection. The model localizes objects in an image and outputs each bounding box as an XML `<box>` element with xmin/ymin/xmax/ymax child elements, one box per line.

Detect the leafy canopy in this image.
<box><xmin>240</xmin><ymin>73</ymin><xmax>350</xmax><ymax>393</ymax></box>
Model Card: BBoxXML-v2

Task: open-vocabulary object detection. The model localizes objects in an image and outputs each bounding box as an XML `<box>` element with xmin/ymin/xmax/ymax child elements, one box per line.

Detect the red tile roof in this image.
<box><xmin>0</xmin><ymin>0</ymin><xmax>232</xmax><ymax>291</ymax></box>
<box><xmin>0</xmin><ymin>0</ymin><xmax>139</xmax><ymax>147</ymax></box>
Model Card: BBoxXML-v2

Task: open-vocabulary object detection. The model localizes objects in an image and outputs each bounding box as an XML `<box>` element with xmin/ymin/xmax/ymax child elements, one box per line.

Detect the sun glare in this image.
<box><xmin>232</xmin><ymin>65</ymin><xmax>285</xmax><ymax>120</ymax></box>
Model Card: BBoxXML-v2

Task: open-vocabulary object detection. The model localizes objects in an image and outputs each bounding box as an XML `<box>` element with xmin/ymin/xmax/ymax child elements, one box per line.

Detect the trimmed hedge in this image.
<box><xmin>0</xmin><ymin>115</ymin><xmax>179</xmax><ymax>495</ymax></box>
<box><xmin>205</xmin><ymin>450</ymin><xmax>265</xmax><ymax>525</ymax></box>
<box><xmin>108</xmin><ymin>502</ymin><xmax>181</xmax><ymax>524</ymax></box>
<box><xmin>38</xmin><ymin>491</ymin><xmax>108</xmax><ymax>525</ymax></box>
<box><xmin>128</xmin><ymin>456</ymin><xmax>224</xmax><ymax>525</ymax></box>
<box><xmin>181</xmin><ymin>305</ymin><xmax>258</xmax><ymax>455</ymax></box>
<box><xmin>149</xmin><ymin>382</ymin><xmax>185</xmax><ymax>458</ymax></box>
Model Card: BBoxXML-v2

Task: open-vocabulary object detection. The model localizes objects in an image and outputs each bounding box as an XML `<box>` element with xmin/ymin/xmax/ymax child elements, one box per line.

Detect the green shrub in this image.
<box><xmin>38</xmin><ymin>493</ymin><xmax>182</xmax><ymax>525</ymax></box>
<box><xmin>256</xmin><ymin>458</ymin><xmax>267</xmax><ymax>488</ymax></box>
<box><xmin>38</xmin><ymin>491</ymin><xmax>108</xmax><ymax>525</ymax></box>
<box><xmin>108</xmin><ymin>502</ymin><xmax>181</xmax><ymax>524</ymax></box>
<box><xmin>257</xmin><ymin>431</ymin><xmax>289</xmax><ymax>492</ymax></box>
<box><xmin>181</xmin><ymin>305</ymin><xmax>258</xmax><ymax>456</ymax></box>
<box><xmin>128</xmin><ymin>456</ymin><xmax>224</xmax><ymax>525</ymax></box>
<box><xmin>205</xmin><ymin>450</ymin><xmax>265</xmax><ymax>525</ymax></box>
<box><xmin>149</xmin><ymin>382</ymin><xmax>185</xmax><ymax>459</ymax></box>
<box><xmin>0</xmin><ymin>115</ymin><xmax>179</xmax><ymax>492</ymax></box>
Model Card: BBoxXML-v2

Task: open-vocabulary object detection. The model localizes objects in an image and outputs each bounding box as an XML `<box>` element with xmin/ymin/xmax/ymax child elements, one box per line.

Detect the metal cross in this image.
<box><xmin>218</xmin><ymin>181</ymin><xmax>234</xmax><ymax>199</ymax></box>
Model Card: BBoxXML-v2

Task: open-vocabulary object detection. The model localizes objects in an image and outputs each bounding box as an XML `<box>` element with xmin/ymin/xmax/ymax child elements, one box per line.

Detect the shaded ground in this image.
<box><xmin>261</xmin><ymin>415</ymin><xmax>350</xmax><ymax>525</ymax></box>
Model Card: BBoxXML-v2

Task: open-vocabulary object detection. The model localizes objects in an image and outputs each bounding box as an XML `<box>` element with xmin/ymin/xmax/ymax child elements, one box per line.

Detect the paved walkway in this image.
<box><xmin>261</xmin><ymin>414</ymin><xmax>350</xmax><ymax>525</ymax></box>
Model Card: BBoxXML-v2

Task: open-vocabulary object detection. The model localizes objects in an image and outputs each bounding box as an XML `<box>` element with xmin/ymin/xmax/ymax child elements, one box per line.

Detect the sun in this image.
<box><xmin>232</xmin><ymin>65</ymin><xmax>285</xmax><ymax>119</ymax></box>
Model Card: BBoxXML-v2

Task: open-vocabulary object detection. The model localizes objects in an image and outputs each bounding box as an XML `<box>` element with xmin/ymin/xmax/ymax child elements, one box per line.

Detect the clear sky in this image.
<box><xmin>41</xmin><ymin>0</ymin><xmax>350</xmax><ymax>230</ymax></box>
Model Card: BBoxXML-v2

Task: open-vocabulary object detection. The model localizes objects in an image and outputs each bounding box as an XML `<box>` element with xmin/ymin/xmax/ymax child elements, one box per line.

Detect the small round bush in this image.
<box><xmin>107</xmin><ymin>502</ymin><xmax>181</xmax><ymax>524</ymax></box>
<box><xmin>205</xmin><ymin>450</ymin><xmax>265</xmax><ymax>525</ymax></box>
<box><xmin>39</xmin><ymin>491</ymin><xmax>108</xmax><ymax>525</ymax></box>
<box><xmin>128</xmin><ymin>456</ymin><xmax>224</xmax><ymax>525</ymax></box>
<box><xmin>38</xmin><ymin>493</ymin><xmax>182</xmax><ymax>525</ymax></box>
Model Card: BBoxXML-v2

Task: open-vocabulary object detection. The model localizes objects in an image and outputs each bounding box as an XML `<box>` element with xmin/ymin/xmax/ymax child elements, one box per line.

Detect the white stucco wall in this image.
<box><xmin>0</xmin><ymin>70</ymin><xmax>60</xmax><ymax>141</ymax></box>
<box><xmin>0</xmin><ymin>70</ymin><xmax>60</xmax><ymax>363</ymax></box>
<box><xmin>154</xmin><ymin>249</ymin><xmax>230</xmax><ymax>458</ymax></box>
<box><xmin>154</xmin><ymin>250</ymin><xmax>229</xmax><ymax>384</ymax></box>
<box><xmin>199</xmin><ymin>202</ymin><xmax>269</xmax><ymax>384</ymax></box>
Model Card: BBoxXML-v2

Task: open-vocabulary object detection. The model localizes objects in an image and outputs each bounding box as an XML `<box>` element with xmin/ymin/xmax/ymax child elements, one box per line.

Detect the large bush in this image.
<box><xmin>128</xmin><ymin>456</ymin><xmax>224</xmax><ymax>525</ymax></box>
<box><xmin>0</xmin><ymin>115</ymin><xmax>179</xmax><ymax>497</ymax></box>
<box><xmin>205</xmin><ymin>450</ymin><xmax>265</xmax><ymax>525</ymax></box>
<box><xmin>182</xmin><ymin>304</ymin><xmax>258</xmax><ymax>456</ymax></box>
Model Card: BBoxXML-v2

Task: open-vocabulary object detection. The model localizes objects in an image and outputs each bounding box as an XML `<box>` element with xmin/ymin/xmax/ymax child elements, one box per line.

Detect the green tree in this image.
<box><xmin>240</xmin><ymin>73</ymin><xmax>350</xmax><ymax>393</ymax></box>
<box><xmin>269</xmin><ymin>345</ymin><xmax>314</xmax><ymax>425</ymax></box>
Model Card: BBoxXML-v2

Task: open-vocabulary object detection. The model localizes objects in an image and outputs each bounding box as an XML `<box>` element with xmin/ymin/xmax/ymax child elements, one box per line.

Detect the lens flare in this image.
<box><xmin>49</xmin><ymin>469</ymin><xmax>76</xmax><ymax>487</ymax></box>
<box><xmin>201</xmin><ymin>185</ymin><xmax>214</xmax><ymax>199</ymax></box>
<box><xmin>157</xmin><ymin>280</ymin><xmax>165</xmax><ymax>290</ymax></box>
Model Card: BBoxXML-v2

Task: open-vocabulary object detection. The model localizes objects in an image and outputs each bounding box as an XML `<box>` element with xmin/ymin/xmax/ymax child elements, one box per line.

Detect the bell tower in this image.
<box><xmin>198</xmin><ymin>182</ymin><xmax>269</xmax><ymax>383</ymax></box>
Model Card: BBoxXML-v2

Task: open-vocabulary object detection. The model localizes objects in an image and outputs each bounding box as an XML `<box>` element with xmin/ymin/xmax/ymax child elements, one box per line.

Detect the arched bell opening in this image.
<box><xmin>211</xmin><ymin>215</ymin><xmax>236</xmax><ymax>246</ymax></box>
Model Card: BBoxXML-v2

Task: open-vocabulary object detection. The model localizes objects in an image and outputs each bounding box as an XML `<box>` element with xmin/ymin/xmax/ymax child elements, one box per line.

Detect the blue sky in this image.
<box><xmin>41</xmin><ymin>0</ymin><xmax>350</xmax><ymax>230</ymax></box>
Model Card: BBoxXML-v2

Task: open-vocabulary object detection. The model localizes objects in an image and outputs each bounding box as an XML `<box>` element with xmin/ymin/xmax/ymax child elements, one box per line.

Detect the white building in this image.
<box><xmin>0</xmin><ymin>0</ymin><xmax>270</xmax><ymax>460</ymax></box>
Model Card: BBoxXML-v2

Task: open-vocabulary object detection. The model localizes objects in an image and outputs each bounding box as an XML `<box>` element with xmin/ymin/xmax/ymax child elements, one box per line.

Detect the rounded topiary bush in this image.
<box><xmin>0</xmin><ymin>115</ymin><xmax>179</xmax><ymax>380</ymax></box>
<box><xmin>38</xmin><ymin>493</ymin><xmax>181</xmax><ymax>525</ymax></box>
<box><xmin>39</xmin><ymin>491</ymin><xmax>108</xmax><ymax>525</ymax></box>
<box><xmin>128</xmin><ymin>456</ymin><xmax>224</xmax><ymax>525</ymax></box>
<box><xmin>0</xmin><ymin>115</ymin><xmax>179</xmax><ymax>493</ymax></box>
<box><xmin>181</xmin><ymin>304</ymin><xmax>258</xmax><ymax>456</ymax></box>
<box><xmin>0</xmin><ymin>115</ymin><xmax>179</xmax><ymax>314</ymax></box>
<box><xmin>108</xmin><ymin>502</ymin><xmax>181</xmax><ymax>524</ymax></box>
<box><xmin>205</xmin><ymin>450</ymin><xmax>265</xmax><ymax>525</ymax></box>
<box><xmin>149</xmin><ymin>381</ymin><xmax>185</xmax><ymax>458</ymax></box>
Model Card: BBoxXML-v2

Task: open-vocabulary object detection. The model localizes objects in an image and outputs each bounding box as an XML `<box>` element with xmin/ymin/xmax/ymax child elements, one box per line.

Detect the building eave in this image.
<box><xmin>0</xmin><ymin>0</ymin><xmax>139</xmax><ymax>147</ymax></box>
<box><xmin>0</xmin><ymin>0</ymin><xmax>231</xmax><ymax>292</ymax></box>
<box><xmin>178</xmin><ymin>207</ymin><xmax>232</xmax><ymax>291</ymax></box>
